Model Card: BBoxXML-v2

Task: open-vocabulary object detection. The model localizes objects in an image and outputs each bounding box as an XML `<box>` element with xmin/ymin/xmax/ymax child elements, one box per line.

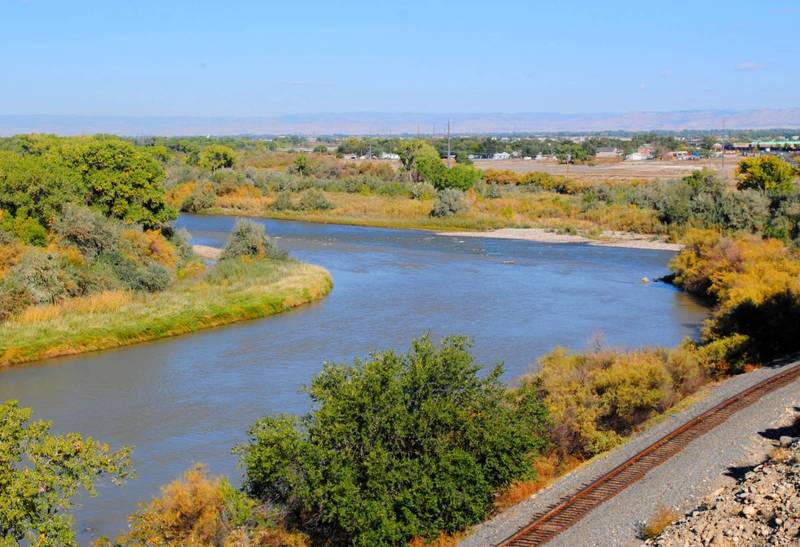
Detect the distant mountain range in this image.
<box><xmin>2</xmin><ymin>109</ymin><xmax>800</xmax><ymax>136</ymax></box>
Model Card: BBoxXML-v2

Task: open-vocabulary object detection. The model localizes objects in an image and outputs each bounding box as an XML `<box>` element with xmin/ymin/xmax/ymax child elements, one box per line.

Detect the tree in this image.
<box><xmin>238</xmin><ymin>336</ymin><xmax>550</xmax><ymax>546</ymax></box>
<box><xmin>57</xmin><ymin>138</ymin><xmax>176</xmax><ymax>228</ymax></box>
<box><xmin>290</xmin><ymin>154</ymin><xmax>313</xmax><ymax>177</ymax></box>
<box><xmin>0</xmin><ymin>400</ymin><xmax>132</xmax><ymax>546</ymax></box>
<box><xmin>395</xmin><ymin>140</ymin><xmax>440</xmax><ymax>182</ymax></box>
<box><xmin>438</xmin><ymin>164</ymin><xmax>481</xmax><ymax>191</ymax></box>
<box><xmin>0</xmin><ymin>151</ymin><xmax>82</xmax><ymax>226</ymax></box>
<box><xmin>735</xmin><ymin>156</ymin><xmax>797</xmax><ymax>194</ymax></box>
<box><xmin>198</xmin><ymin>145</ymin><xmax>237</xmax><ymax>171</ymax></box>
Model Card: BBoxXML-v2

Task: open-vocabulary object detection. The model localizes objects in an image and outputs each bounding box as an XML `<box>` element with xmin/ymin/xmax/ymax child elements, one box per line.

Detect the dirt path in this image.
<box><xmin>460</xmin><ymin>358</ymin><xmax>800</xmax><ymax>546</ymax></box>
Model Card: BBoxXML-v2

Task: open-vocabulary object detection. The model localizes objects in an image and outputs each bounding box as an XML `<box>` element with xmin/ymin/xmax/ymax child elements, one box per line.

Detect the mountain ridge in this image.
<box><xmin>2</xmin><ymin>109</ymin><xmax>799</xmax><ymax>136</ymax></box>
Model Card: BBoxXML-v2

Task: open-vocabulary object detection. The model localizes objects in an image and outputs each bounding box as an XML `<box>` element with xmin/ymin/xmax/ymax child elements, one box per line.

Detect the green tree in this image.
<box><xmin>0</xmin><ymin>400</ymin><xmax>133</xmax><ymax>546</ymax></box>
<box><xmin>198</xmin><ymin>145</ymin><xmax>237</xmax><ymax>171</ymax></box>
<box><xmin>735</xmin><ymin>156</ymin><xmax>797</xmax><ymax>193</ymax></box>
<box><xmin>438</xmin><ymin>164</ymin><xmax>481</xmax><ymax>191</ymax></box>
<box><xmin>238</xmin><ymin>336</ymin><xmax>550</xmax><ymax>546</ymax></box>
<box><xmin>57</xmin><ymin>138</ymin><xmax>176</xmax><ymax>228</ymax></box>
<box><xmin>0</xmin><ymin>151</ymin><xmax>82</xmax><ymax>226</ymax></box>
<box><xmin>396</xmin><ymin>140</ymin><xmax>441</xmax><ymax>182</ymax></box>
<box><xmin>291</xmin><ymin>154</ymin><xmax>313</xmax><ymax>177</ymax></box>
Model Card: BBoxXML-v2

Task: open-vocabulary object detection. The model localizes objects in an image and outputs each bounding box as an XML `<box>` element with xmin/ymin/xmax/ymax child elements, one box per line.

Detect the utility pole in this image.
<box><xmin>721</xmin><ymin>118</ymin><xmax>725</xmax><ymax>181</ymax></box>
<box><xmin>447</xmin><ymin>120</ymin><xmax>452</xmax><ymax>167</ymax></box>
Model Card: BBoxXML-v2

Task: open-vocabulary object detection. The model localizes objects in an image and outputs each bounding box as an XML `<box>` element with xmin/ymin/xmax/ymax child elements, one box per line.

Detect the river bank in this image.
<box><xmin>438</xmin><ymin>227</ymin><xmax>683</xmax><ymax>251</ymax></box>
<box><xmin>0</xmin><ymin>258</ymin><xmax>332</xmax><ymax>367</ymax></box>
<box><xmin>207</xmin><ymin>204</ymin><xmax>680</xmax><ymax>251</ymax></box>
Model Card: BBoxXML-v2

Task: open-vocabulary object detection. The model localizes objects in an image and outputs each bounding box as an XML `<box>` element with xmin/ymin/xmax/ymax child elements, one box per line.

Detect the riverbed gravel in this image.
<box><xmin>459</xmin><ymin>356</ymin><xmax>800</xmax><ymax>547</ymax></box>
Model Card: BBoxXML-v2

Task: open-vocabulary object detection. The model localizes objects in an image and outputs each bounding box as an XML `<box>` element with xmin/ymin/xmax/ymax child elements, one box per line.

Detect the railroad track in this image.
<box><xmin>498</xmin><ymin>359</ymin><xmax>800</xmax><ymax>547</ymax></box>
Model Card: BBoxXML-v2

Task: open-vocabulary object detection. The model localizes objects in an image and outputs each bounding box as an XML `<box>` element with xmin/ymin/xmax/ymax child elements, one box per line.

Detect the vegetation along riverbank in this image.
<box><xmin>0</xmin><ymin>135</ymin><xmax>331</xmax><ymax>367</ymax></box>
<box><xmin>145</xmin><ymin>135</ymin><xmax>800</xmax><ymax>249</ymax></box>
<box><xmin>2</xmin><ymin>133</ymin><xmax>800</xmax><ymax>545</ymax></box>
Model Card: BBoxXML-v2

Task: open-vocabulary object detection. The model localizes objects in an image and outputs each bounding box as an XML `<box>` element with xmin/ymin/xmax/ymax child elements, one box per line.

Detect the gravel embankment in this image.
<box><xmin>646</xmin><ymin>438</ymin><xmax>800</xmax><ymax>546</ymax></box>
<box><xmin>460</xmin><ymin>357</ymin><xmax>800</xmax><ymax>547</ymax></box>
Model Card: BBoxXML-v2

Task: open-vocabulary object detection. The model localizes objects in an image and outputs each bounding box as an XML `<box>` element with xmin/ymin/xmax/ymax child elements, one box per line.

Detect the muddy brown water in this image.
<box><xmin>0</xmin><ymin>215</ymin><xmax>708</xmax><ymax>543</ymax></box>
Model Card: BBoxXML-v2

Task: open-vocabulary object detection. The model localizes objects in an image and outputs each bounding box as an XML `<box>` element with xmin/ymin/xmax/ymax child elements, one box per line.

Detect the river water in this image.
<box><xmin>0</xmin><ymin>215</ymin><xmax>707</xmax><ymax>542</ymax></box>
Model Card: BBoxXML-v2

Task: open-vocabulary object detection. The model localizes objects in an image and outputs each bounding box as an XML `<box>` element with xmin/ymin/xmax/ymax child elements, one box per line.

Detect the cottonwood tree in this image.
<box><xmin>0</xmin><ymin>400</ymin><xmax>133</xmax><ymax>546</ymax></box>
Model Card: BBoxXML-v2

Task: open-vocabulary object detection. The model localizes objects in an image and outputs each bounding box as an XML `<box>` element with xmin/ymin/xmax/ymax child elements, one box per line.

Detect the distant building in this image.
<box><xmin>379</xmin><ymin>152</ymin><xmax>400</xmax><ymax>160</ymax></box>
<box><xmin>626</xmin><ymin>144</ymin><xmax>655</xmax><ymax>161</ymax></box>
<box><xmin>595</xmin><ymin>147</ymin><xmax>622</xmax><ymax>159</ymax></box>
<box><xmin>492</xmin><ymin>152</ymin><xmax>511</xmax><ymax>160</ymax></box>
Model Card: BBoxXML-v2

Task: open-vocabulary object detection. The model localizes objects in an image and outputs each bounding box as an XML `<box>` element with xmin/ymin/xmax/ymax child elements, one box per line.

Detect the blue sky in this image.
<box><xmin>2</xmin><ymin>0</ymin><xmax>798</xmax><ymax>116</ymax></box>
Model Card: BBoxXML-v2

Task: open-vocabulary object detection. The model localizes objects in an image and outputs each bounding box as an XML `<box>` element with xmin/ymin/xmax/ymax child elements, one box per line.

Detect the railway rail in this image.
<box><xmin>498</xmin><ymin>360</ymin><xmax>800</xmax><ymax>546</ymax></box>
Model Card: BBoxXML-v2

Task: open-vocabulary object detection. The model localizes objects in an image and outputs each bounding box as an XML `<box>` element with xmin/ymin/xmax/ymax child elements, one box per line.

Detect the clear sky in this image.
<box><xmin>2</xmin><ymin>0</ymin><xmax>798</xmax><ymax>116</ymax></box>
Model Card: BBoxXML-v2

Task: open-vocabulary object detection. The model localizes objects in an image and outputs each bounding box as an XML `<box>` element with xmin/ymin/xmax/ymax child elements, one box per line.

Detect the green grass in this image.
<box><xmin>0</xmin><ymin>259</ymin><xmax>332</xmax><ymax>367</ymax></box>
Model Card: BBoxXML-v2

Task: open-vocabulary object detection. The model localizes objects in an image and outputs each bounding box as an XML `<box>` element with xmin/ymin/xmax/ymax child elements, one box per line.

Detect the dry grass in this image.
<box><xmin>208</xmin><ymin>188</ymin><xmax>665</xmax><ymax>238</ymax></box>
<box><xmin>408</xmin><ymin>532</ymin><xmax>462</xmax><ymax>547</ymax></box>
<box><xmin>0</xmin><ymin>260</ymin><xmax>332</xmax><ymax>367</ymax></box>
<box><xmin>15</xmin><ymin>290</ymin><xmax>131</xmax><ymax>324</ymax></box>
<box><xmin>640</xmin><ymin>504</ymin><xmax>680</xmax><ymax>540</ymax></box>
<box><xmin>493</xmin><ymin>453</ymin><xmax>583</xmax><ymax>512</ymax></box>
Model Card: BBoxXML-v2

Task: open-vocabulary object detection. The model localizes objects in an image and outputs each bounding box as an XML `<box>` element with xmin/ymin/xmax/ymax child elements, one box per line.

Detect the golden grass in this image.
<box><xmin>15</xmin><ymin>290</ymin><xmax>131</xmax><ymax>324</ymax></box>
<box><xmin>493</xmin><ymin>452</ymin><xmax>583</xmax><ymax>512</ymax></box>
<box><xmin>207</xmin><ymin>189</ymin><xmax>668</xmax><ymax>238</ymax></box>
<box><xmin>641</xmin><ymin>504</ymin><xmax>680</xmax><ymax>539</ymax></box>
<box><xmin>0</xmin><ymin>260</ymin><xmax>332</xmax><ymax>367</ymax></box>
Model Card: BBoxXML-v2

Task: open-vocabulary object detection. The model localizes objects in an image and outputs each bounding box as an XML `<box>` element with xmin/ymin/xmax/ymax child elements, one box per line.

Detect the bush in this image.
<box><xmin>297</xmin><ymin>189</ymin><xmax>334</xmax><ymax>211</ymax></box>
<box><xmin>181</xmin><ymin>183</ymin><xmax>217</xmax><ymax>213</ymax></box>
<box><xmin>271</xmin><ymin>191</ymin><xmax>295</xmax><ymax>211</ymax></box>
<box><xmin>117</xmin><ymin>464</ymin><xmax>305</xmax><ymax>547</ymax></box>
<box><xmin>53</xmin><ymin>205</ymin><xmax>121</xmax><ymax>259</ymax></box>
<box><xmin>430</xmin><ymin>188</ymin><xmax>467</xmax><ymax>217</ymax></box>
<box><xmin>437</xmin><ymin>164</ymin><xmax>481</xmax><ymax>191</ymax></box>
<box><xmin>109</xmin><ymin>254</ymin><xmax>172</xmax><ymax>292</ymax></box>
<box><xmin>535</xmin><ymin>345</ymin><xmax>706</xmax><ymax>458</ymax></box>
<box><xmin>410</xmin><ymin>181</ymin><xmax>436</xmax><ymax>200</ymax></box>
<box><xmin>220</xmin><ymin>220</ymin><xmax>288</xmax><ymax>261</ymax></box>
<box><xmin>0</xmin><ymin>277</ymin><xmax>31</xmax><ymax>321</ymax></box>
<box><xmin>5</xmin><ymin>249</ymin><xmax>77</xmax><ymax>304</ymax></box>
<box><xmin>199</xmin><ymin>145</ymin><xmax>237</xmax><ymax>171</ymax></box>
<box><xmin>238</xmin><ymin>336</ymin><xmax>550</xmax><ymax>546</ymax></box>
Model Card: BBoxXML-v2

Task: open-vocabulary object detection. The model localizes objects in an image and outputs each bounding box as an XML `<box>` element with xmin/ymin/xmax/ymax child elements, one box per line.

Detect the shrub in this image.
<box><xmin>669</xmin><ymin>229</ymin><xmax>800</xmax><ymax>363</ymax></box>
<box><xmin>437</xmin><ymin>164</ymin><xmax>481</xmax><ymax>191</ymax></box>
<box><xmin>109</xmin><ymin>255</ymin><xmax>172</xmax><ymax>293</ymax></box>
<box><xmin>0</xmin><ymin>277</ymin><xmax>31</xmax><ymax>321</ymax></box>
<box><xmin>117</xmin><ymin>464</ymin><xmax>304</xmax><ymax>547</ymax></box>
<box><xmin>238</xmin><ymin>336</ymin><xmax>550</xmax><ymax>546</ymax></box>
<box><xmin>410</xmin><ymin>181</ymin><xmax>436</xmax><ymax>200</ymax></box>
<box><xmin>5</xmin><ymin>248</ymin><xmax>78</xmax><ymax>305</ymax></box>
<box><xmin>220</xmin><ymin>220</ymin><xmax>288</xmax><ymax>261</ymax></box>
<box><xmin>199</xmin><ymin>145</ymin><xmax>237</xmax><ymax>171</ymax></box>
<box><xmin>297</xmin><ymin>189</ymin><xmax>334</xmax><ymax>211</ymax></box>
<box><xmin>639</xmin><ymin>504</ymin><xmax>680</xmax><ymax>540</ymax></box>
<box><xmin>272</xmin><ymin>191</ymin><xmax>295</xmax><ymax>211</ymax></box>
<box><xmin>534</xmin><ymin>346</ymin><xmax>706</xmax><ymax>458</ymax></box>
<box><xmin>181</xmin><ymin>183</ymin><xmax>217</xmax><ymax>213</ymax></box>
<box><xmin>53</xmin><ymin>205</ymin><xmax>121</xmax><ymax>259</ymax></box>
<box><xmin>430</xmin><ymin>188</ymin><xmax>467</xmax><ymax>217</ymax></box>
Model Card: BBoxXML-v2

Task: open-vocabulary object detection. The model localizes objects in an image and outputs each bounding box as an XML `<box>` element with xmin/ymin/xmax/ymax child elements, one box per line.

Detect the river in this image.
<box><xmin>0</xmin><ymin>215</ymin><xmax>707</xmax><ymax>543</ymax></box>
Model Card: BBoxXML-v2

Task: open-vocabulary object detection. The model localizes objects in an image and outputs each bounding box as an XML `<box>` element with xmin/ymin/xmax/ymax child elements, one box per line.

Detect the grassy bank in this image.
<box><xmin>207</xmin><ymin>188</ymin><xmax>664</xmax><ymax>236</ymax></box>
<box><xmin>0</xmin><ymin>258</ymin><xmax>332</xmax><ymax>367</ymax></box>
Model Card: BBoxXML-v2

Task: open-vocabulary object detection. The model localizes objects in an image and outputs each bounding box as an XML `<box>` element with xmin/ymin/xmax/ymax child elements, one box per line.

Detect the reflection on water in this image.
<box><xmin>0</xmin><ymin>215</ymin><xmax>707</xmax><ymax>542</ymax></box>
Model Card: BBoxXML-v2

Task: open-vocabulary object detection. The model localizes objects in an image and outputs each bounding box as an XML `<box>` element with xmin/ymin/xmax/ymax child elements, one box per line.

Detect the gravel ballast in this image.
<box><xmin>460</xmin><ymin>357</ymin><xmax>800</xmax><ymax>547</ymax></box>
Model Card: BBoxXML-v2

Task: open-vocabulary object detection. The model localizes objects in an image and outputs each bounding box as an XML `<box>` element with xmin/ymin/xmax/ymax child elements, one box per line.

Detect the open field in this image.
<box><xmin>474</xmin><ymin>158</ymin><xmax>739</xmax><ymax>182</ymax></box>
<box><xmin>0</xmin><ymin>259</ymin><xmax>332</xmax><ymax>367</ymax></box>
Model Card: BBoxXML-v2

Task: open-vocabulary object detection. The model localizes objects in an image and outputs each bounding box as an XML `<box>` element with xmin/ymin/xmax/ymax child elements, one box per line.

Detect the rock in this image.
<box><xmin>779</xmin><ymin>435</ymin><xmax>795</xmax><ymax>447</ymax></box>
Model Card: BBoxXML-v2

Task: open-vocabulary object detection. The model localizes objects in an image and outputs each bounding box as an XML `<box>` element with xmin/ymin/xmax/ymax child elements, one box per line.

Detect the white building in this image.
<box><xmin>492</xmin><ymin>152</ymin><xmax>511</xmax><ymax>160</ymax></box>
